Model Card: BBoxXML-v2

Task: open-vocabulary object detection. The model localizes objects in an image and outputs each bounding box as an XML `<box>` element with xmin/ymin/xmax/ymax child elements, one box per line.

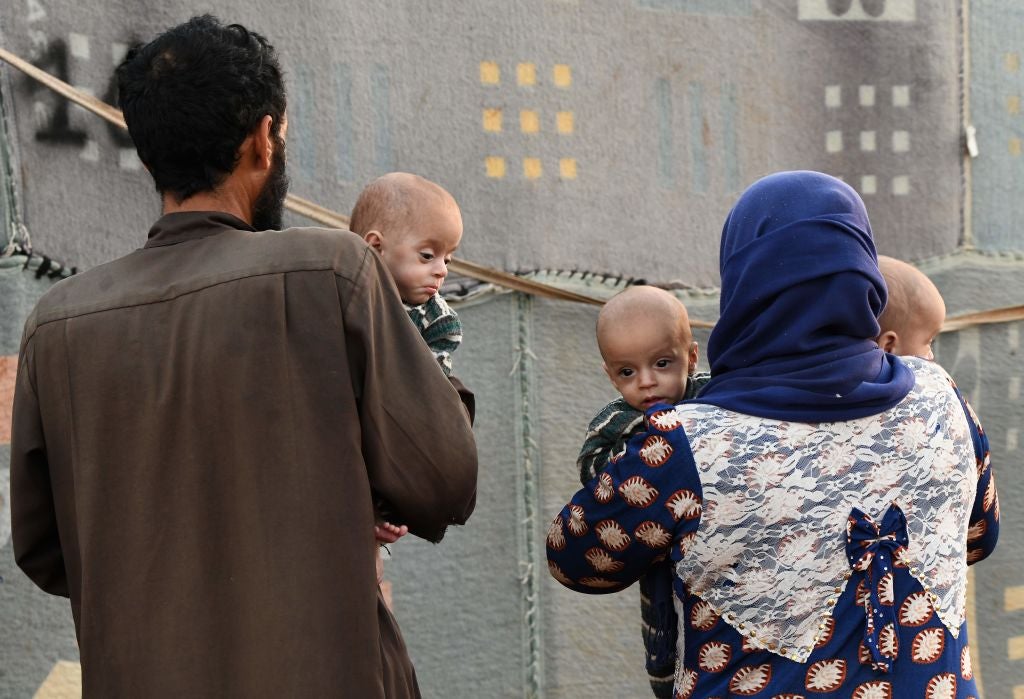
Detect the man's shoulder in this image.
<box><xmin>25</xmin><ymin>255</ymin><xmax>126</xmax><ymax>330</ymax></box>
<box><xmin>258</xmin><ymin>226</ymin><xmax>369</xmax><ymax>273</ymax></box>
<box><xmin>27</xmin><ymin>226</ymin><xmax>371</xmax><ymax>333</ymax></box>
<box><xmin>274</xmin><ymin>225</ymin><xmax>364</xmax><ymax>250</ymax></box>
<box><xmin>268</xmin><ymin>226</ymin><xmax>376</xmax><ymax>281</ymax></box>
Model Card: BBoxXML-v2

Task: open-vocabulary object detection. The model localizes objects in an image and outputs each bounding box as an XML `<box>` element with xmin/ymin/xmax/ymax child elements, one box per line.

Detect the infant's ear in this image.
<box><xmin>364</xmin><ymin>230</ymin><xmax>384</xmax><ymax>252</ymax></box>
<box><xmin>877</xmin><ymin>330</ymin><xmax>898</xmax><ymax>354</ymax></box>
<box><xmin>601</xmin><ymin>361</ymin><xmax>616</xmax><ymax>384</ymax></box>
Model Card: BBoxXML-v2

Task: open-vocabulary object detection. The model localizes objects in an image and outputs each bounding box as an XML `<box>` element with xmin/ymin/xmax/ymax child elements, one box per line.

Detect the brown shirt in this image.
<box><xmin>11</xmin><ymin>212</ymin><xmax>478</xmax><ymax>698</ymax></box>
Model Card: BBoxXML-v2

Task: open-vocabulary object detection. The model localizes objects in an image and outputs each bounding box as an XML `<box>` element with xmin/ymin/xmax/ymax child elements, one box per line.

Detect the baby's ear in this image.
<box><xmin>877</xmin><ymin>330</ymin><xmax>898</xmax><ymax>354</ymax></box>
<box><xmin>689</xmin><ymin>341</ymin><xmax>700</xmax><ymax>370</ymax></box>
<box><xmin>364</xmin><ymin>230</ymin><xmax>384</xmax><ymax>252</ymax></box>
<box><xmin>601</xmin><ymin>361</ymin><xmax>616</xmax><ymax>384</ymax></box>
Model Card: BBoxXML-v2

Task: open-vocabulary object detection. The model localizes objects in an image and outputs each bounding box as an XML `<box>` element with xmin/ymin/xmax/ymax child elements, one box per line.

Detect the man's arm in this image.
<box><xmin>447</xmin><ymin>375</ymin><xmax>476</xmax><ymax>425</ymax></box>
<box><xmin>10</xmin><ymin>329</ymin><xmax>69</xmax><ymax>597</ymax></box>
<box><xmin>341</xmin><ymin>247</ymin><xmax>478</xmax><ymax>543</ymax></box>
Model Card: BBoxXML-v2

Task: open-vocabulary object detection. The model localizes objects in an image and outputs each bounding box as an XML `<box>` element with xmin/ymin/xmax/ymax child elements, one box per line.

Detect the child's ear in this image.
<box><xmin>602</xmin><ymin>361</ymin><xmax>616</xmax><ymax>385</ymax></box>
<box><xmin>688</xmin><ymin>341</ymin><xmax>699</xmax><ymax>373</ymax></box>
<box><xmin>877</xmin><ymin>331</ymin><xmax>898</xmax><ymax>354</ymax></box>
<box><xmin>364</xmin><ymin>230</ymin><xmax>384</xmax><ymax>252</ymax></box>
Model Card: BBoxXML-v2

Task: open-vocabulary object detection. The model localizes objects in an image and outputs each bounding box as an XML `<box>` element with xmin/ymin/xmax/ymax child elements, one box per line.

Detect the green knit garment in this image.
<box><xmin>577</xmin><ymin>373</ymin><xmax>711</xmax><ymax>484</ymax></box>
<box><xmin>405</xmin><ymin>293</ymin><xmax>462</xmax><ymax>376</ymax></box>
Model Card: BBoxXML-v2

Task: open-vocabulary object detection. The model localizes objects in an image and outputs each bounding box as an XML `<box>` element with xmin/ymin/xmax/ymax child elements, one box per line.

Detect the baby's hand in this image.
<box><xmin>374</xmin><ymin>522</ymin><xmax>409</xmax><ymax>544</ymax></box>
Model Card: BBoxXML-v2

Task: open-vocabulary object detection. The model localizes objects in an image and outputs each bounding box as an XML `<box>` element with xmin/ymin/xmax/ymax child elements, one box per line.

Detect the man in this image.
<box><xmin>11</xmin><ymin>15</ymin><xmax>477</xmax><ymax>698</ymax></box>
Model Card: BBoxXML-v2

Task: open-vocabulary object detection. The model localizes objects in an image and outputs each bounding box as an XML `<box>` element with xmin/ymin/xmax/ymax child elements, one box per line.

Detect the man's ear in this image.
<box><xmin>364</xmin><ymin>230</ymin><xmax>384</xmax><ymax>252</ymax></box>
<box><xmin>877</xmin><ymin>331</ymin><xmax>899</xmax><ymax>354</ymax></box>
<box><xmin>252</xmin><ymin>114</ymin><xmax>275</xmax><ymax>171</ymax></box>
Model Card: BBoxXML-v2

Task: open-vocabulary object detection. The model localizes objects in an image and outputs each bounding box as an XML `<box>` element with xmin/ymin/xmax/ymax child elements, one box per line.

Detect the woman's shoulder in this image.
<box><xmin>899</xmin><ymin>355</ymin><xmax>958</xmax><ymax>395</ymax></box>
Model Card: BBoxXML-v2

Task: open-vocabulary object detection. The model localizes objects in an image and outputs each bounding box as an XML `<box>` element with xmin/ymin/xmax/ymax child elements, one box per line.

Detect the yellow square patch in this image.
<box><xmin>485</xmin><ymin>156</ymin><xmax>506</xmax><ymax>179</ymax></box>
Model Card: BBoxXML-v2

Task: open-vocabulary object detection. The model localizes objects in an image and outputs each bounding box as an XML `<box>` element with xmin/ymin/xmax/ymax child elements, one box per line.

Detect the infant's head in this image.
<box><xmin>597</xmin><ymin>286</ymin><xmax>699</xmax><ymax>411</ymax></box>
<box><xmin>877</xmin><ymin>255</ymin><xmax>946</xmax><ymax>360</ymax></box>
<box><xmin>349</xmin><ymin>172</ymin><xmax>463</xmax><ymax>305</ymax></box>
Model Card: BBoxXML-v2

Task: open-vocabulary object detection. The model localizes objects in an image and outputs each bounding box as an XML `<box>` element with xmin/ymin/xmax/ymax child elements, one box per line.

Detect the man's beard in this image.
<box><xmin>251</xmin><ymin>135</ymin><xmax>290</xmax><ymax>231</ymax></box>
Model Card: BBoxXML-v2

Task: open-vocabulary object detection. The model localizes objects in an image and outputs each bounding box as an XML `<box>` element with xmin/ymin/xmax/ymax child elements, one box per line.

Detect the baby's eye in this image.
<box><xmin>618</xmin><ymin>368</ymin><xmax>635</xmax><ymax>378</ymax></box>
<box><xmin>420</xmin><ymin>252</ymin><xmax>435</xmax><ymax>261</ymax></box>
<box><xmin>655</xmin><ymin>359</ymin><xmax>672</xmax><ymax>368</ymax></box>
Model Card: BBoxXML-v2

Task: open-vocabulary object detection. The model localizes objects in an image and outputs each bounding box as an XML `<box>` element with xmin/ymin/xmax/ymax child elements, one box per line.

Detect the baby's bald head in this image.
<box><xmin>597</xmin><ymin>285</ymin><xmax>692</xmax><ymax>355</ymax></box>
<box><xmin>877</xmin><ymin>255</ymin><xmax>945</xmax><ymax>359</ymax></box>
<box><xmin>350</xmin><ymin>172</ymin><xmax>463</xmax><ymax>305</ymax></box>
<box><xmin>597</xmin><ymin>286</ymin><xmax>698</xmax><ymax>411</ymax></box>
<box><xmin>349</xmin><ymin>172</ymin><xmax>459</xmax><ymax>239</ymax></box>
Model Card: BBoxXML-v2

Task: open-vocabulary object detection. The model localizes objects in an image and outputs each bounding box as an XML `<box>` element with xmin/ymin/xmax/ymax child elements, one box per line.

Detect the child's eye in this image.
<box><xmin>420</xmin><ymin>252</ymin><xmax>435</xmax><ymax>261</ymax></box>
<box><xmin>618</xmin><ymin>368</ymin><xmax>635</xmax><ymax>378</ymax></box>
<box><xmin>655</xmin><ymin>359</ymin><xmax>672</xmax><ymax>368</ymax></box>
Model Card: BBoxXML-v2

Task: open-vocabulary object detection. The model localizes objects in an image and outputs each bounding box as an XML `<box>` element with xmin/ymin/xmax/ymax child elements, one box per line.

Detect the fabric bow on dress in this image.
<box><xmin>845</xmin><ymin>502</ymin><xmax>909</xmax><ymax>673</ymax></box>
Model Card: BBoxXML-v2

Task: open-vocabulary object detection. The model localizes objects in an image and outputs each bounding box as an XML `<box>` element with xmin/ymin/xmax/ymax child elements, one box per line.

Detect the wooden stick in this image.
<box><xmin>942</xmin><ymin>304</ymin><xmax>1024</xmax><ymax>333</ymax></box>
<box><xmin>0</xmin><ymin>47</ymin><xmax>126</xmax><ymax>128</ymax></box>
<box><xmin>0</xmin><ymin>46</ymin><xmax>606</xmax><ymax>307</ymax></box>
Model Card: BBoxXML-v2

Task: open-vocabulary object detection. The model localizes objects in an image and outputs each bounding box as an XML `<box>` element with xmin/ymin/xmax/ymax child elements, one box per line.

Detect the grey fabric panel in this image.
<box><xmin>386</xmin><ymin>297</ymin><xmax>525</xmax><ymax>698</ymax></box>
<box><xmin>0</xmin><ymin>1</ymin><xmax>963</xmax><ymax>285</ymax></box>
<box><xmin>933</xmin><ymin>322</ymin><xmax>1022</xmax><ymax>699</ymax></box>
<box><xmin>970</xmin><ymin>2</ymin><xmax>1024</xmax><ymax>250</ymax></box>
<box><xmin>532</xmin><ymin>297</ymin><xmax>650</xmax><ymax>697</ymax></box>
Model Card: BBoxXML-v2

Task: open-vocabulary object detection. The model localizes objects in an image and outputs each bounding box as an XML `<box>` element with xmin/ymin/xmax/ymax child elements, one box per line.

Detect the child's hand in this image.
<box><xmin>374</xmin><ymin>522</ymin><xmax>408</xmax><ymax>544</ymax></box>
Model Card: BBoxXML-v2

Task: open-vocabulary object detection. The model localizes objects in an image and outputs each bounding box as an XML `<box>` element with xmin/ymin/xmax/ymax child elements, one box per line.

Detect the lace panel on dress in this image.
<box><xmin>673</xmin><ymin>358</ymin><xmax>976</xmax><ymax>662</ymax></box>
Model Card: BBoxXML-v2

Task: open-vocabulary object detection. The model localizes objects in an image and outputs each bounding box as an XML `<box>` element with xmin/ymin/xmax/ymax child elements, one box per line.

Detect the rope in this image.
<box><xmin>0</xmin><ymin>56</ymin><xmax>27</xmax><ymax>255</ymax></box>
<box><xmin>0</xmin><ymin>45</ymin><xmax>1021</xmax><ymax>334</ymax></box>
<box><xmin>514</xmin><ymin>293</ymin><xmax>544</xmax><ymax>699</ymax></box>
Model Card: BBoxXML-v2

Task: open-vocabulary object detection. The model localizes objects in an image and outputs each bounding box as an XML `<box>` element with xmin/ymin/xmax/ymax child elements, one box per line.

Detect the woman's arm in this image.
<box><xmin>549</xmin><ymin>406</ymin><xmax>701</xmax><ymax>593</ymax></box>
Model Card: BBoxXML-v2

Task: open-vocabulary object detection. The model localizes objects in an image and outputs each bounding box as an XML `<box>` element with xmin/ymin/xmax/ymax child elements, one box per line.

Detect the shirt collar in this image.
<box><xmin>144</xmin><ymin>211</ymin><xmax>257</xmax><ymax>249</ymax></box>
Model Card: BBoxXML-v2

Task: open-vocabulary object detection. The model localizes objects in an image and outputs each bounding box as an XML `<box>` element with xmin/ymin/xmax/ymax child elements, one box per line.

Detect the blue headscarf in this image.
<box><xmin>696</xmin><ymin>171</ymin><xmax>914</xmax><ymax>421</ymax></box>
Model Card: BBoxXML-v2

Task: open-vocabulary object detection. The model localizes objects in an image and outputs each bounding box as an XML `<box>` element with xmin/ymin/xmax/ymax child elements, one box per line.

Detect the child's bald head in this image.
<box><xmin>597</xmin><ymin>286</ymin><xmax>693</xmax><ymax>354</ymax></box>
<box><xmin>349</xmin><ymin>172</ymin><xmax>459</xmax><ymax>239</ymax></box>
<box><xmin>877</xmin><ymin>255</ymin><xmax>945</xmax><ymax>360</ymax></box>
<box><xmin>350</xmin><ymin>172</ymin><xmax>463</xmax><ymax>305</ymax></box>
<box><xmin>597</xmin><ymin>286</ymin><xmax>698</xmax><ymax>411</ymax></box>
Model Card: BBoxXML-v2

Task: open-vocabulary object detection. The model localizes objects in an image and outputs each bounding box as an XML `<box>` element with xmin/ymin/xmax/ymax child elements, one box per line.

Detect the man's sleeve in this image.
<box><xmin>340</xmin><ymin>248</ymin><xmax>478</xmax><ymax>543</ymax></box>
<box><xmin>447</xmin><ymin>375</ymin><xmax>476</xmax><ymax>425</ymax></box>
<box><xmin>10</xmin><ymin>330</ymin><xmax>68</xmax><ymax>597</ymax></box>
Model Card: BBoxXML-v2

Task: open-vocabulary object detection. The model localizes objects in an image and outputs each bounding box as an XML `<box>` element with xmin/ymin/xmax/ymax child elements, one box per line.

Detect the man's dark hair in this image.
<box><xmin>116</xmin><ymin>15</ymin><xmax>287</xmax><ymax>201</ymax></box>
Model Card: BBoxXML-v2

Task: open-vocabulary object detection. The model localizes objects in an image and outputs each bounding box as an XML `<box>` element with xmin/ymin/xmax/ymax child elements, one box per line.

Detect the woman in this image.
<box><xmin>547</xmin><ymin>171</ymin><xmax>999</xmax><ymax>697</ymax></box>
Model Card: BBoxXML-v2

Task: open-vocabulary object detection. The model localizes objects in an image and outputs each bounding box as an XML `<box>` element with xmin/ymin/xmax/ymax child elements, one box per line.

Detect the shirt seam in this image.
<box><xmin>23</xmin><ymin>265</ymin><xmax>362</xmax><ymax>344</ymax></box>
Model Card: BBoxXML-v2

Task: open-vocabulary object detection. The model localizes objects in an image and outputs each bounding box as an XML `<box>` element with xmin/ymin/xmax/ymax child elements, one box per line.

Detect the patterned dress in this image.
<box><xmin>548</xmin><ymin>358</ymin><xmax>999</xmax><ymax>698</ymax></box>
